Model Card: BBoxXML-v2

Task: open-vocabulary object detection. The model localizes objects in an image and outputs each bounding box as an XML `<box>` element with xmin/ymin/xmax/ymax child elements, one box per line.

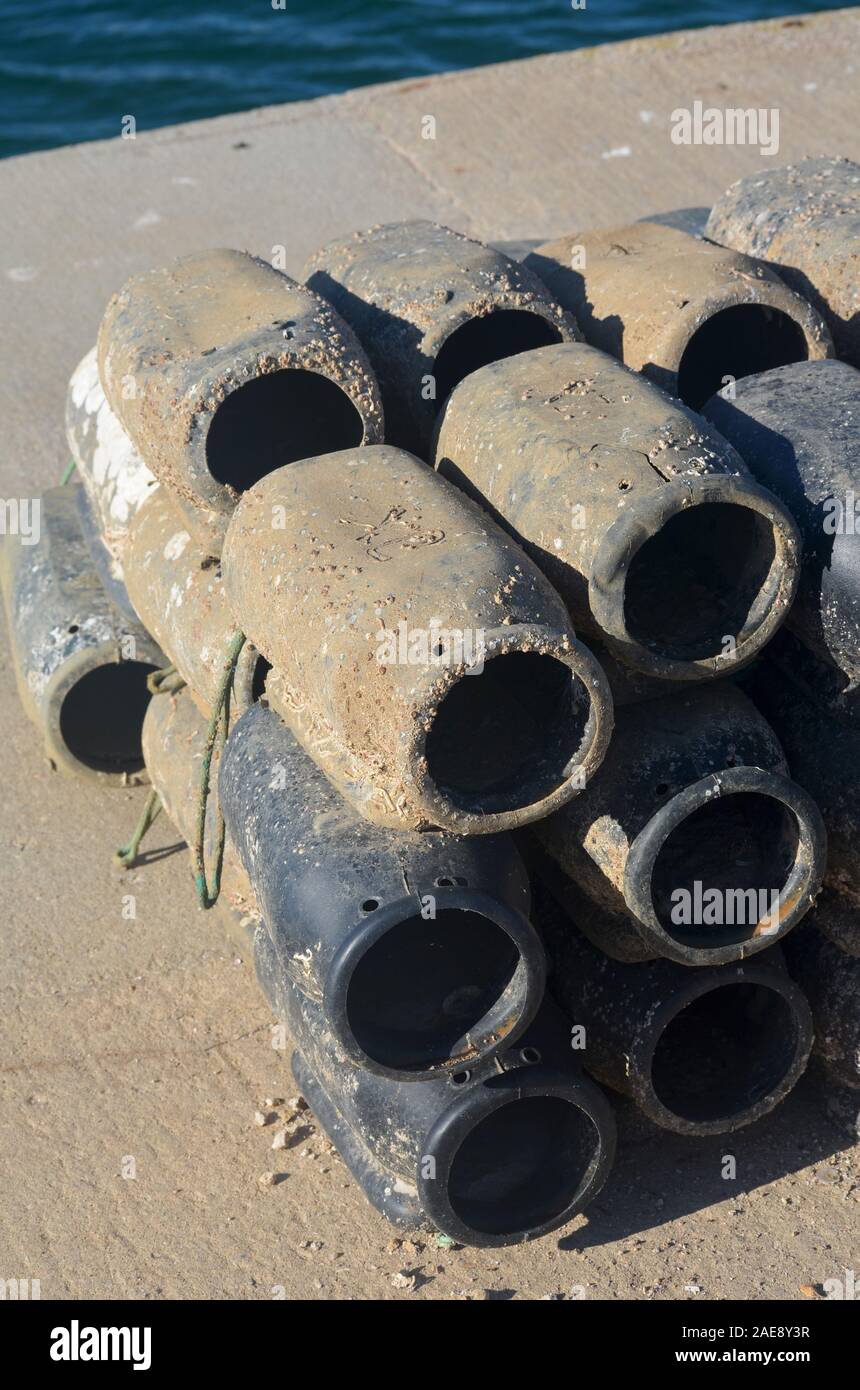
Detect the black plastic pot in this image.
<box><xmin>529</xmin><ymin>682</ymin><xmax>825</xmax><ymax>965</ymax></box>
<box><xmin>0</xmin><ymin>484</ymin><xmax>164</xmax><ymax>782</ymax></box>
<box><xmin>704</xmin><ymin>358</ymin><xmax>860</xmax><ymax>688</ymax></box>
<box><xmin>744</xmin><ymin>633</ymin><xmax>860</xmax><ymax>910</ymax></box>
<box><xmin>220</xmin><ymin>702</ymin><xmax>546</xmax><ymax>1081</ymax></box>
<box><xmin>537</xmin><ymin>884</ymin><xmax>814</xmax><ymax>1136</ymax></box>
<box><xmin>255</xmin><ymin>925</ymin><xmax>616</xmax><ymax>1247</ymax></box>
<box><xmin>783</xmin><ymin>902</ymin><xmax>859</xmax><ymax>1139</ymax></box>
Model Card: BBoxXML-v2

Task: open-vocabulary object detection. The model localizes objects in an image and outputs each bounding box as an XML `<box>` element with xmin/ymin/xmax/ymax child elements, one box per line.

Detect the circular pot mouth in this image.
<box><xmin>325</xmin><ymin>889</ymin><xmax>546</xmax><ymax>1081</ymax></box>
<box><xmin>624</xmin><ymin>766</ymin><xmax>826</xmax><ymax>965</ymax></box>
<box><xmin>670</xmin><ymin>294</ymin><xmax>818</xmax><ymax>412</ymax></box>
<box><xmin>419</xmin><ymin>1067</ymin><xmax>615</xmax><ymax>1246</ymax></box>
<box><xmin>431</xmin><ymin>304</ymin><xmax>569</xmax><ymax>415</ymax></box>
<box><xmin>589</xmin><ymin>474</ymin><xmax>800</xmax><ymax>681</ymax></box>
<box><xmin>202</xmin><ymin>366</ymin><xmax>367</xmax><ymax>496</ymax></box>
<box><xmin>630</xmin><ymin>964</ymin><xmax>813</xmax><ymax>1135</ymax></box>
<box><xmin>409</xmin><ymin>625</ymin><xmax>614</xmax><ymax>834</ymax></box>
<box><xmin>48</xmin><ymin>647</ymin><xmax>157</xmax><ymax>781</ymax></box>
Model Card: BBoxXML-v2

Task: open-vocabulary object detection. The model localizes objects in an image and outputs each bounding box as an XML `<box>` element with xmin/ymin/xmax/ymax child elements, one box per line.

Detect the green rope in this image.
<box><xmin>193</xmin><ymin>629</ymin><xmax>246</xmax><ymax>910</ymax></box>
<box><xmin>147</xmin><ymin>663</ymin><xmax>187</xmax><ymax>696</ymax></box>
<box><xmin>60</xmin><ymin>459</ymin><xmax>77</xmax><ymax>485</ymax></box>
<box><xmin>114</xmin><ymin>789</ymin><xmax>162</xmax><ymax>868</ymax></box>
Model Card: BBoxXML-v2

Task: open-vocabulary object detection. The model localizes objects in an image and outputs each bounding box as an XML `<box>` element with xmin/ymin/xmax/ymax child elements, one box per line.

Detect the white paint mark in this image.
<box><xmin>393</xmin><ymin>1179</ymin><xmax>419</xmax><ymax>1197</ymax></box>
<box><xmin>7</xmin><ymin>266</ymin><xmax>38</xmax><ymax>282</ymax></box>
<box><xmin>133</xmin><ymin>209</ymin><xmax>162</xmax><ymax>229</ymax></box>
<box><xmin>164</xmin><ymin>530</ymin><xmax>191</xmax><ymax>561</ymax></box>
<box><xmin>601</xmin><ymin>146</ymin><xmax>632</xmax><ymax>159</ymax></box>
<box><xmin>66</xmin><ymin>348</ymin><xmax>159</xmax><ymax>571</ymax></box>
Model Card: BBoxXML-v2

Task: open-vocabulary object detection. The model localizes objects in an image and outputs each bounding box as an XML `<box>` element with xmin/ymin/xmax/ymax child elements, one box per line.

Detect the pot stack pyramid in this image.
<box><xmin>4</xmin><ymin>176</ymin><xmax>859</xmax><ymax>1245</ymax></box>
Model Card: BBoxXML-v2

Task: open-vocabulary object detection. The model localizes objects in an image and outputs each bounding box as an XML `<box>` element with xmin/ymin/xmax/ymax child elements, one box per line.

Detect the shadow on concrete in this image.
<box><xmin>562</xmin><ymin>1072</ymin><xmax>848</xmax><ymax>1250</ymax></box>
<box><xmin>132</xmin><ymin>836</ymin><xmax>188</xmax><ymax>868</ymax></box>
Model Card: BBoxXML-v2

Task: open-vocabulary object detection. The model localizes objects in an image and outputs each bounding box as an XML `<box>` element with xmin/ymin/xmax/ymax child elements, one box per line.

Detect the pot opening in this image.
<box><xmin>251</xmin><ymin>656</ymin><xmax>271</xmax><ymax>701</ymax></box>
<box><xmin>650</xmin><ymin>791</ymin><xmax>799</xmax><ymax>948</ymax></box>
<box><xmin>677</xmin><ymin>304</ymin><xmax>809</xmax><ymax>411</ymax></box>
<box><xmin>59</xmin><ymin>661</ymin><xmax>157</xmax><ymax>773</ymax></box>
<box><xmin>623</xmin><ymin>502</ymin><xmax>777</xmax><ymax>662</ymax></box>
<box><xmin>345</xmin><ymin>909</ymin><xmax>522</xmax><ymax>1073</ymax></box>
<box><xmin>434</xmin><ymin>310</ymin><xmax>563</xmax><ymax>408</ymax></box>
<box><xmin>205</xmin><ymin>369</ymin><xmax>364</xmax><ymax>491</ymax></box>
<box><xmin>424</xmin><ymin>651</ymin><xmax>589</xmax><ymax>814</ymax></box>
<box><xmin>447</xmin><ymin>1095</ymin><xmax>600</xmax><ymax>1236</ymax></box>
<box><xmin>650</xmin><ymin>982</ymin><xmax>799</xmax><ymax>1124</ymax></box>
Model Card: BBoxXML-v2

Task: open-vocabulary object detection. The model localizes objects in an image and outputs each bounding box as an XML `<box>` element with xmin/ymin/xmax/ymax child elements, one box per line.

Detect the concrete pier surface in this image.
<box><xmin>1</xmin><ymin>11</ymin><xmax>858</xmax><ymax>1300</ymax></box>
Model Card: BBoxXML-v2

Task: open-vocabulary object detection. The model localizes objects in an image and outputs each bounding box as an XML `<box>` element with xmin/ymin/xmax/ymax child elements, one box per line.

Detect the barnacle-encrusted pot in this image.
<box><xmin>524</xmin><ymin>220</ymin><xmax>831</xmax><ymax>409</ymax></box>
<box><xmin>97</xmin><ymin>249</ymin><xmax>384</xmax><ymax>545</ymax></box>
<box><xmin>434</xmin><ymin>341</ymin><xmax>801</xmax><ymax>681</ymax></box>
<box><xmin>221</xmin><ymin>443</ymin><xmax>613</xmax><ymax>833</ymax></box>
<box><xmin>706</xmin><ymin>157</ymin><xmax>860</xmax><ymax>367</ymax></box>
<box><xmin>304</xmin><ymin>219</ymin><xmax>579</xmax><ymax>455</ymax></box>
<box><xmin>124</xmin><ymin>486</ymin><xmax>262</xmax><ymax>719</ymax></box>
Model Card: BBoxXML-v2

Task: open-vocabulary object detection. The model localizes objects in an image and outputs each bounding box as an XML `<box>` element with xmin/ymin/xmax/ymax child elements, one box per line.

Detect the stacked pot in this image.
<box><xmin>4</xmin><ymin>172</ymin><xmax>859</xmax><ymax>1245</ymax></box>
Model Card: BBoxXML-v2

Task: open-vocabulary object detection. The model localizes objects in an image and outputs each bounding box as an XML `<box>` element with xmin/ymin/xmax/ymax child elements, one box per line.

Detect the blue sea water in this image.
<box><xmin>0</xmin><ymin>0</ymin><xmax>847</xmax><ymax>160</ymax></box>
